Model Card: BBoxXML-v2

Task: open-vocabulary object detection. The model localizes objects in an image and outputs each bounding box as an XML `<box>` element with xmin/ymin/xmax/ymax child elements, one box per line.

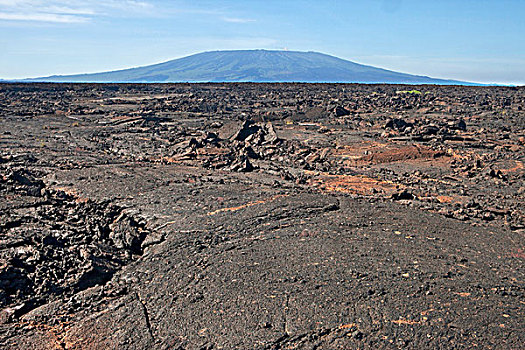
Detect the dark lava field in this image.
<box><xmin>0</xmin><ymin>83</ymin><xmax>524</xmax><ymax>349</ymax></box>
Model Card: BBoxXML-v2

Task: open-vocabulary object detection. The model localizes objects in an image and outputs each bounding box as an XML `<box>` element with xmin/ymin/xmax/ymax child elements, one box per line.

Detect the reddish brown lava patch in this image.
<box><xmin>435</xmin><ymin>195</ymin><xmax>469</xmax><ymax>205</ymax></box>
<box><xmin>331</xmin><ymin>143</ymin><xmax>447</xmax><ymax>167</ymax></box>
<box><xmin>308</xmin><ymin>172</ymin><xmax>401</xmax><ymax>196</ymax></box>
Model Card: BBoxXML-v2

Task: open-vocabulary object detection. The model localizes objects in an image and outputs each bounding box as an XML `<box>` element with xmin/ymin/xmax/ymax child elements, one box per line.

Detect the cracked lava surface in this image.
<box><xmin>0</xmin><ymin>83</ymin><xmax>524</xmax><ymax>349</ymax></box>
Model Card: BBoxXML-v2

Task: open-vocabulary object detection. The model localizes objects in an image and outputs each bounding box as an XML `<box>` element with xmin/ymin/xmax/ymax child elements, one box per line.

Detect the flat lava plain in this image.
<box><xmin>0</xmin><ymin>83</ymin><xmax>524</xmax><ymax>349</ymax></box>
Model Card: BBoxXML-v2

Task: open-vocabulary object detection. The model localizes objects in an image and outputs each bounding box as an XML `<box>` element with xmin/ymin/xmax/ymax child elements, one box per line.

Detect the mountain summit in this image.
<box><xmin>29</xmin><ymin>50</ymin><xmax>469</xmax><ymax>84</ymax></box>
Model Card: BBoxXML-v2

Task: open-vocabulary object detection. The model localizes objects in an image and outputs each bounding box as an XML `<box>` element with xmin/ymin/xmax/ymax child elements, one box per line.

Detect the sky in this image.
<box><xmin>1</xmin><ymin>0</ymin><xmax>524</xmax><ymax>84</ymax></box>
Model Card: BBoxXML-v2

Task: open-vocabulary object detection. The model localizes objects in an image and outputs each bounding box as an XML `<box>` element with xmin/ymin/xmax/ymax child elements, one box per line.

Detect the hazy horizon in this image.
<box><xmin>1</xmin><ymin>1</ymin><xmax>524</xmax><ymax>85</ymax></box>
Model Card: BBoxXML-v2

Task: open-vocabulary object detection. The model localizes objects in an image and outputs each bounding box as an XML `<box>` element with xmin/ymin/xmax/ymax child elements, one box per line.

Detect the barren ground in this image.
<box><xmin>0</xmin><ymin>83</ymin><xmax>524</xmax><ymax>349</ymax></box>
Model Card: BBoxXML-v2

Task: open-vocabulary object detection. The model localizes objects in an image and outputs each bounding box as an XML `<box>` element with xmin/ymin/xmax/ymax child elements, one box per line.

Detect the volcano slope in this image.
<box><xmin>0</xmin><ymin>83</ymin><xmax>523</xmax><ymax>349</ymax></box>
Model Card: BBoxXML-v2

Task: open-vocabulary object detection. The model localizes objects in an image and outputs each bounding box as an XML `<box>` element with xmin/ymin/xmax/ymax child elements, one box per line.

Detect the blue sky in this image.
<box><xmin>1</xmin><ymin>0</ymin><xmax>524</xmax><ymax>84</ymax></box>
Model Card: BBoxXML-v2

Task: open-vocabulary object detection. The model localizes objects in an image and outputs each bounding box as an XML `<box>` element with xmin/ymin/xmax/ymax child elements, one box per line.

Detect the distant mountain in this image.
<box><xmin>26</xmin><ymin>50</ymin><xmax>472</xmax><ymax>84</ymax></box>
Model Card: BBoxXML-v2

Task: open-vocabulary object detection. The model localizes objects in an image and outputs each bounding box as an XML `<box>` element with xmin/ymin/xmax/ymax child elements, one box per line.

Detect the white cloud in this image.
<box><xmin>102</xmin><ymin>0</ymin><xmax>153</xmax><ymax>12</ymax></box>
<box><xmin>0</xmin><ymin>1</ymin><xmax>255</xmax><ymax>25</ymax></box>
<box><xmin>0</xmin><ymin>0</ymin><xmax>154</xmax><ymax>23</ymax></box>
<box><xmin>0</xmin><ymin>11</ymin><xmax>88</xmax><ymax>22</ymax></box>
<box><xmin>44</xmin><ymin>5</ymin><xmax>96</xmax><ymax>15</ymax></box>
<box><xmin>221</xmin><ymin>17</ymin><xmax>256</xmax><ymax>24</ymax></box>
<box><xmin>0</xmin><ymin>1</ymin><xmax>26</xmax><ymax>5</ymax></box>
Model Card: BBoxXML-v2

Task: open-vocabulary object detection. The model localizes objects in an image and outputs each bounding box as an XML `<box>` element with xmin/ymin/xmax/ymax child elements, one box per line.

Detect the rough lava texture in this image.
<box><xmin>0</xmin><ymin>83</ymin><xmax>523</xmax><ymax>349</ymax></box>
